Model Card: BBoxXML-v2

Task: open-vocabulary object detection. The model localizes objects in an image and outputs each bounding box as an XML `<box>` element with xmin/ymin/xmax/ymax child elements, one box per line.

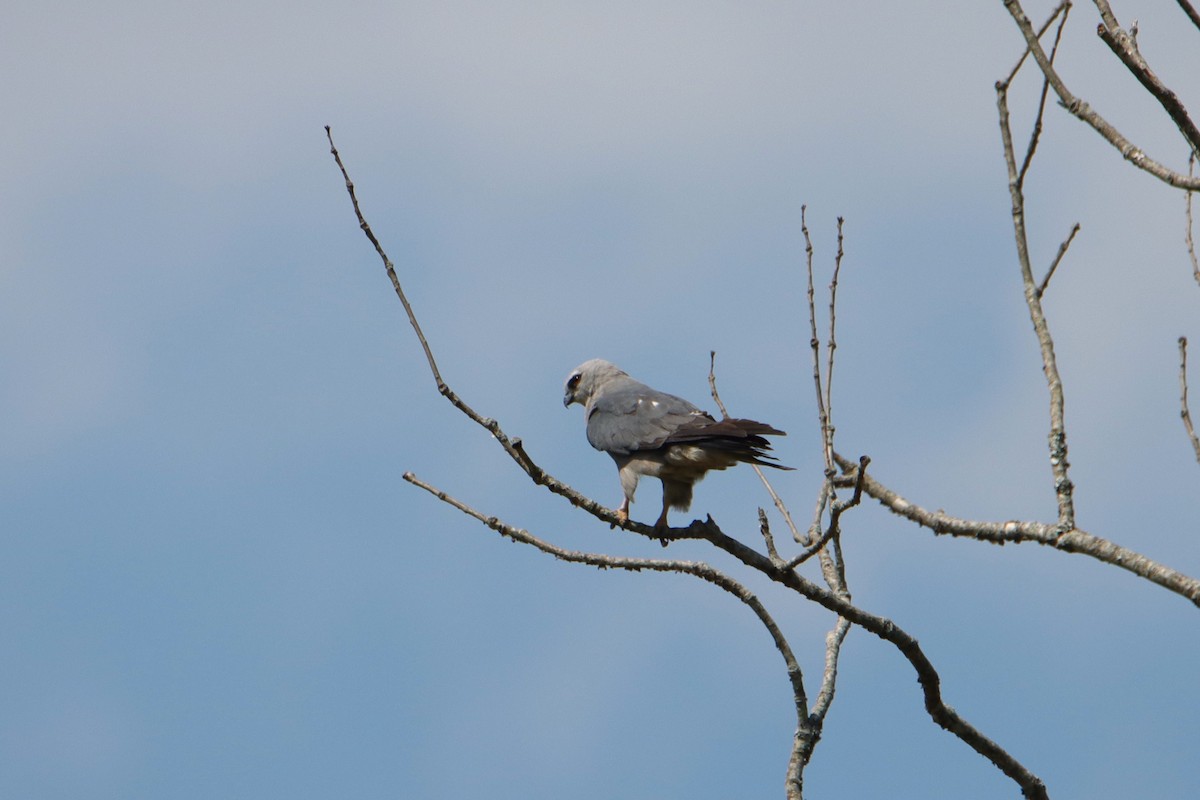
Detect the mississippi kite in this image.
<box><xmin>563</xmin><ymin>358</ymin><xmax>791</xmax><ymax>530</ymax></box>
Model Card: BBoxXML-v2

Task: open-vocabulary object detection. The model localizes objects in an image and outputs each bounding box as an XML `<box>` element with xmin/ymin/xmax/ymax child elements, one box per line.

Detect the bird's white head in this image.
<box><xmin>563</xmin><ymin>358</ymin><xmax>627</xmax><ymax>408</ymax></box>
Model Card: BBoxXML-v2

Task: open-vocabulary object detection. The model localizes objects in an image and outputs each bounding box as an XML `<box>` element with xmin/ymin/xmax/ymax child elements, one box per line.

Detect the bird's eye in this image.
<box><xmin>567</xmin><ymin>374</ymin><xmax>581</xmax><ymax>389</ymax></box>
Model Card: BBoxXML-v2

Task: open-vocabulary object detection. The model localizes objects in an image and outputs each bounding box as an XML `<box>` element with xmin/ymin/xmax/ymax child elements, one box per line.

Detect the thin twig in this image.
<box><xmin>758</xmin><ymin>507</ymin><xmax>781</xmax><ymax>562</ymax></box>
<box><xmin>708</xmin><ymin>351</ymin><xmax>803</xmax><ymax>548</ymax></box>
<box><xmin>328</xmin><ymin>127</ymin><xmax>537</xmax><ymax>466</ymax></box>
<box><xmin>802</xmin><ymin>207</ymin><xmax>832</xmax><ymax>474</ymax></box>
<box><xmin>326</xmin><ymin>127</ymin><xmax>446</xmax><ymax>392</ymax></box>
<box><xmin>824</xmin><ymin>218</ymin><xmax>844</xmax><ymax>467</ymax></box>
<box><xmin>1180</xmin><ymin>337</ymin><xmax>1200</xmax><ymax>463</ymax></box>
<box><xmin>1187</xmin><ymin>154</ymin><xmax>1199</xmax><ymax>286</ymax></box>
<box><xmin>707</xmin><ymin>350</ymin><xmax>730</xmax><ymax>419</ymax></box>
<box><xmin>1038</xmin><ymin>222</ymin><xmax>1082</xmax><ymax>296</ymax></box>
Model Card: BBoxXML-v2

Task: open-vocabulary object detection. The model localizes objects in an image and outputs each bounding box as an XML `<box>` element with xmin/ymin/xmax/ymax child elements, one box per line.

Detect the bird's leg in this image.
<box><xmin>615</xmin><ymin>497</ymin><xmax>630</xmax><ymax>526</ymax></box>
<box><xmin>653</xmin><ymin>502</ymin><xmax>670</xmax><ymax>533</ymax></box>
<box><xmin>651</xmin><ymin>504</ymin><xmax>672</xmax><ymax>547</ymax></box>
<box><xmin>653</xmin><ymin>480</ymin><xmax>679</xmax><ymax>534</ymax></box>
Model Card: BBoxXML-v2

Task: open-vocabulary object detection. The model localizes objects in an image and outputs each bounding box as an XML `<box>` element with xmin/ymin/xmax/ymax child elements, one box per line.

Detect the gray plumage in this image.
<box><xmin>563</xmin><ymin>358</ymin><xmax>791</xmax><ymax>530</ymax></box>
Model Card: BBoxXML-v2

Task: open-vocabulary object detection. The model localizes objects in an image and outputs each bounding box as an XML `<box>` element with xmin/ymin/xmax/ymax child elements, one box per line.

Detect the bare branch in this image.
<box><xmin>1180</xmin><ymin>337</ymin><xmax>1200</xmax><ymax>464</ymax></box>
<box><xmin>1188</xmin><ymin>154</ymin><xmax>1199</xmax><ymax>285</ymax></box>
<box><xmin>833</xmin><ymin>453</ymin><xmax>1200</xmax><ymax>607</ymax></box>
<box><xmin>824</xmin><ymin>217</ymin><xmax>844</xmax><ymax>458</ymax></box>
<box><xmin>757</xmin><ymin>507</ymin><xmax>782</xmax><ymax>562</ymax></box>
<box><xmin>1002</xmin><ymin>1</ymin><xmax>1200</xmax><ymax>190</ymax></box>
<box><xmin>1037</xmin><ymin>222</ymin><xmax>1082</xmax><ymax>297</ymax></box>
<box><xmin>730</xmin><ymin>222</ymin><xmax>859</xmax><ymax>779</ymax></box>
<box><xmin>1176</xmin><ymin>0</ymin><xmax>1200</xmax><ymax>33</ymax></box>
<box><xmin>326</xmin><ymin>127</ymin><xmax>535</xmax><ymax>466</ymax></box>
<box><xmin>1092</xmin><ymin>6</ymin><xmax>1200</xmax><ymax>156</ymax></box>
<box><xmin>808</xmin><ymin>617</ymin><xmax>852</xmax><ymax>733</ymax></box>
<box><xmin>326</xmin><ymin>127</ymin><xmax>447</xmax><ymax>394</ymax></box>
<box><xmin>791</xmin><ymin>212</ymin><xmax>858</xmax><ymax>772</ymax></box>
<box><xmin>996</xmin><ymin>77</ymin><xmax>1077</xmax><ymax>530</ymax></box>
<box><xmin>797</xmin><ymin>212</ymin><xmax>856</xmax><ymax>593</ymax></box>
<box><xmin>707</xmin><ymin>350</ymin><xmax>730</xmax><ymax>419</ymax></box>
<box><xmin>802</xmin><ymin>206</ymin><xmax>832</xmax><ymax>475</ymax></box>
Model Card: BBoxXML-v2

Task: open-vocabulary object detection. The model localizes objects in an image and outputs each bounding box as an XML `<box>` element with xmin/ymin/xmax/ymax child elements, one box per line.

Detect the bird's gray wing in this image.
<box><xmin>585</xmin><ymin>382</ymin><xmax>707</xmax><ymax>456</ymax></box>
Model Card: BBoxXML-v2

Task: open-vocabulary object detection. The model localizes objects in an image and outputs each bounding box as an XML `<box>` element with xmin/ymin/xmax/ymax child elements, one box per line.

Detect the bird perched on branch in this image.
<box><xmin>563</xmin><ymin>359</ymin><xmax>791</xmax><ymax>531</ymax></box>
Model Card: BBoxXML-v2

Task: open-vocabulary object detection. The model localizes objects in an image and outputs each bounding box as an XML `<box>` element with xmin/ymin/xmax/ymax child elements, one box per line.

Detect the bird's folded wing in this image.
<box><xmin>586</xmin><ymin>384</ymin><xmax>705</xmax><ymax>455</ymax></box>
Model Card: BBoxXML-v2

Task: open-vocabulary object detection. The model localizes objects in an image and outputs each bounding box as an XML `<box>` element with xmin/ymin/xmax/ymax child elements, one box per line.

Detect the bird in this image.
<box><xmin>563</xmin><ymin>358</ymin><xmax>791</xmax><ymax>531</ymax></box>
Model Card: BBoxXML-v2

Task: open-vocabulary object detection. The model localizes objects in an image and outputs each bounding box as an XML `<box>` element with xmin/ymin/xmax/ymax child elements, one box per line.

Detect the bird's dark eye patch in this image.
<box><xmin>567</xmin><ymin>374</ymin><xmax>581</xmax><ymax>389</ymax></box>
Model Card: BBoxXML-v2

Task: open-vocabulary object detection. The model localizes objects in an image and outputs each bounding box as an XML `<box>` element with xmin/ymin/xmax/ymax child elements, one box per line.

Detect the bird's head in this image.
<box><xmin>563</xmin><ymin>358</ymin><xmax>627</xmax><ymax>408</ymax></box>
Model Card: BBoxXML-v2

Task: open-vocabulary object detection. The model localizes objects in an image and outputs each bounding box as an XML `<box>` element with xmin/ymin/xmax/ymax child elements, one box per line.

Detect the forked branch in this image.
<box><xmin>997</xmin><ymin>6</ymin><xmax>1077</xmax><ymax>531</ymax></box>
<box><xmin>1092</xmin><ymin>1</ymin><xmax>1200</xmax><ymax>156</ymax></box>
<box><xmin>1002</xmin><ymin>0</ymin><xmax>1200</xmax><ymax>190</ymax></box>
<box><xmin>709</xmin><ymin>346</ymin><xmax>850</xmax><ymax>782</ymax></box>
<box><xmin>402</xmin><ymin>470</ymin><xmax>814</xmax><ymax>798</ymax></box>
<box><xmin>832</xmin><ymin>453</ymin><xmax>1200</xmax><ymax>607</ymax></box>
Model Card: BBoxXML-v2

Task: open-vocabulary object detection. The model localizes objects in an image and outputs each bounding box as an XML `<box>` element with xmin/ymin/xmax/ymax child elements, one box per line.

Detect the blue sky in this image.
<box><xmin>4</xmin><ymin>1</ymin><xmax>1199</xmax><ymax>798</ymax></box>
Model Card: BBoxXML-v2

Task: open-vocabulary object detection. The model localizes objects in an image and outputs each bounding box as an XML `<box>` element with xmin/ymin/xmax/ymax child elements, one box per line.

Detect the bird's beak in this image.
<box><xmin>563</xmin><ymin>391</ymin><xmax>573</xmax><ymax>408</ymax></box>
